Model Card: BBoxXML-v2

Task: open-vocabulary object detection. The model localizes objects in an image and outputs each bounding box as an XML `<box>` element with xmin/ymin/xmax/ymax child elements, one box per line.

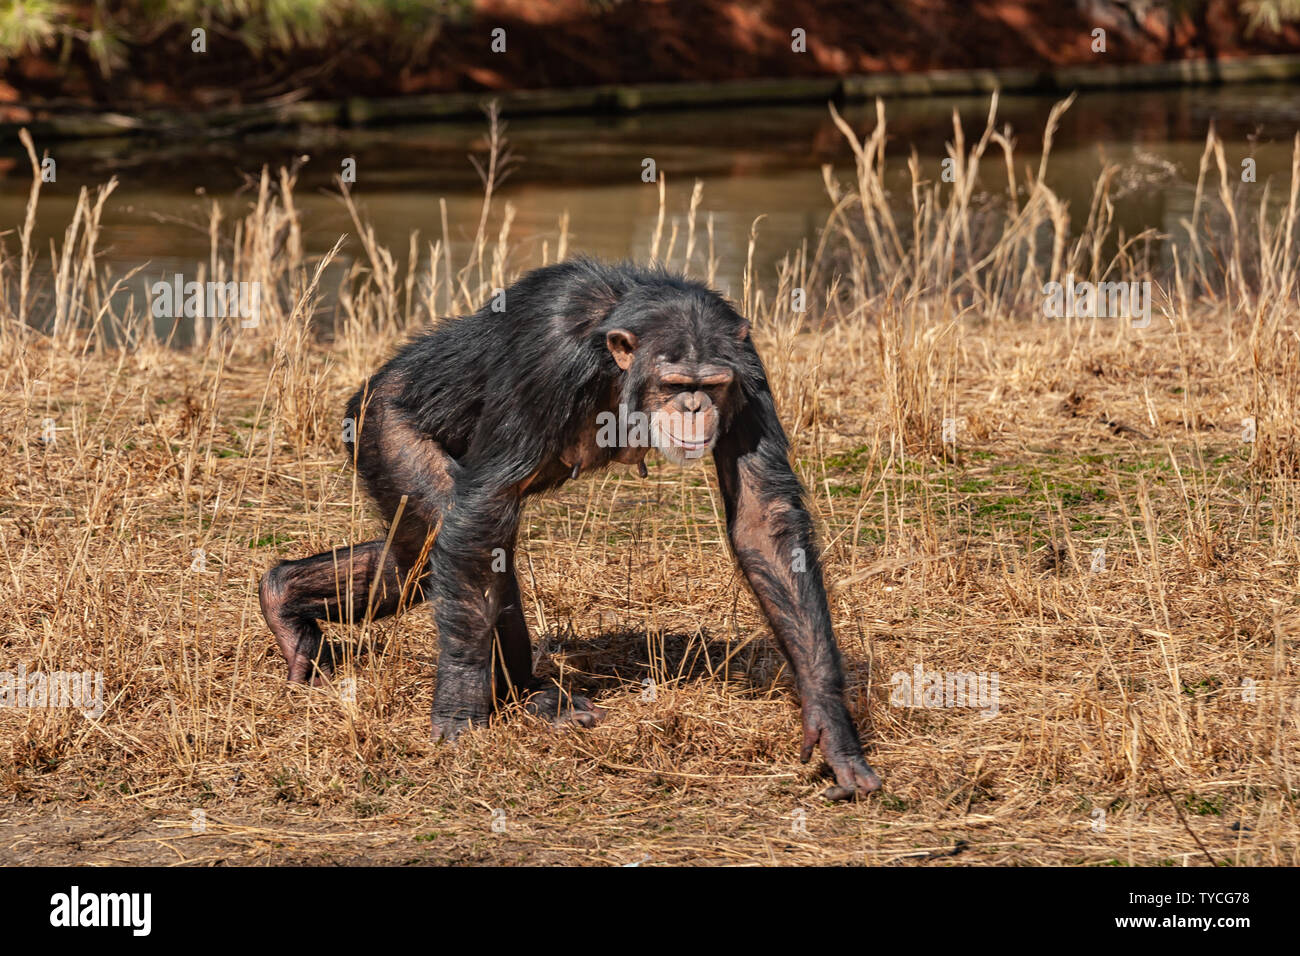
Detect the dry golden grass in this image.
<box><xmin>1</xmin><ymin>100</ymin><xmax>1298</xmax><ymax>865</ymax></box>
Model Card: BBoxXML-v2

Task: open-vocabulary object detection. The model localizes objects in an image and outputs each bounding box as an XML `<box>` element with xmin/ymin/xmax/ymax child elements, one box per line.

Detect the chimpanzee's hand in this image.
<box><xmin>432</xmin><ymin>712</ymin><xmax>479</xmax><ymax>743</ymax></box>
<box><xmin>800</xmin><ymin>699</ymin><xmax>883</xmax><ymax>801</ymax></box>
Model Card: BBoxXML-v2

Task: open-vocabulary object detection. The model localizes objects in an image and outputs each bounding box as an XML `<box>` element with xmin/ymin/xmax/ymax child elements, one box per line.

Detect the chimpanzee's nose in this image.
<box><xmin>682</xmin><ymin>391</ymin><xmax>702</xmax><ymax>412</ymax></box>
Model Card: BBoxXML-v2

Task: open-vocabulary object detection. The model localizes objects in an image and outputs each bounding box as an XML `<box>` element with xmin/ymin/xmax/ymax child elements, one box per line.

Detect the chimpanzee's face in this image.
<box><xmin>604</xmin><ymin>297</ymin><xmax>749</xmax><ymax>466</ymax></box>
<box><xmin>642</xmin><ymin>360</ymin><xmax>735</xmax><ymax>465</ymax></box>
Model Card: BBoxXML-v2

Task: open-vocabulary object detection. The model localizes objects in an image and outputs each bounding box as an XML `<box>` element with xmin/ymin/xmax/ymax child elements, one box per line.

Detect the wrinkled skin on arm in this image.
<box><xmin>713</xmin><ymin>358</ymin><xmax>882</xmax><ymax>801</ymax></box>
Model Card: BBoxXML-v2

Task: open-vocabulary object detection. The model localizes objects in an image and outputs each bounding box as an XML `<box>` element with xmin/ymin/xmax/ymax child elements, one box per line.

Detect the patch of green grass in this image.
<box><xmin>1182</xmin><ymin>677</ymin><xmax>1222</xmax><ymax>697</ymax></box>
<box><xmin>824</xmin><ymin>443</ymin><xmax>874</xmax><ymax>470</ymax></box>
<box><xmin>1183</xmin><ymin>793</ymin><xmax>1225</xmax><ymax>816</ymax></box>
<box><xmin>826</xmin><ymin>483</ymin><xmax>863</xmax><ymax>498</ymax></box>
<box><xmin>271</xmin><ymin>767</ymin><xmax>306</xmax><ymax>802</ymax></box>
<box><xmin>877</xmin><ymin>792</ymin><xmax>908</xmax><ymax>812</ymax></box>
<box><xmin>361</xmin><ymin>771</ymin><xmax>414</xmax><ymax>794</ymax></box>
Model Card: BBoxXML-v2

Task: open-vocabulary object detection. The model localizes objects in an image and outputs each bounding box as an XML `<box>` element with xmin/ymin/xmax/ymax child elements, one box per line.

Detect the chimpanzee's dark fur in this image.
<box><xmin>258</xmin><ymin>257</ymin><xmax>881</xmax><ymax>800</ymax></box>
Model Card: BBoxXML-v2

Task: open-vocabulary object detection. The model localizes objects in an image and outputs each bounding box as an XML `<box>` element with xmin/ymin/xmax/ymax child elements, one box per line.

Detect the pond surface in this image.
<box><xmin>3</xmin><ymin>82</ymin><xmax>1299</xmax><ymax>322</ymax></box>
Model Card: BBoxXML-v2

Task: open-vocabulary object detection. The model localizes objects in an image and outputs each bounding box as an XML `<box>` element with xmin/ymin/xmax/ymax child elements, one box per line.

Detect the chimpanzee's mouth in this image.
<box><xmin>663</xmin><ymin>431</ymin><xmax>710</xmax><ymax>451</ymax></box>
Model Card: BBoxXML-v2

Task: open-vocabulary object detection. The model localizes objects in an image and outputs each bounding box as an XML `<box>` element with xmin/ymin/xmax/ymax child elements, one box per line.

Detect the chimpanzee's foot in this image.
<box><xmin>523</xmin><ymin>682</ymin><xmax>607</xmax><ymax>729</ymax></box>
<box><xmin>429</xmin><ymin>676</ymin><xmax>603</xmax><ymax>741</ymax></box>
<box><xmin>277</xmin><ymin>635</ymin><xmax>335</xmax><ymax>685</ymax></box>
<box><xmin>274</xmin><ymin>637</ymin><xmax>334</xmax><ymax>685</ymax></box>
<box><xmin>306</xmin><ymin>660</ymin><xmax>336</xmax><ymax>687</ymax></box>
<box><xmin>260</xmin><ymin>568</ymin><xmax>335</xmax><ymax>684</ymax></box>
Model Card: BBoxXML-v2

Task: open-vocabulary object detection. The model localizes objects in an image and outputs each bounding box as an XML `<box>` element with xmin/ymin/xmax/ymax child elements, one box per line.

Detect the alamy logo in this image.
<box><xmin>890</xmin><ymin>664</ymin><xmax>999</xmax><ymax>717</ymax></box>
<box><xmin>149</xmin><ymin>274</ymin><xmax>262</xmax><ymax>328</ymax></box>
<box><xmin>49</xmin><ymin>886</ymin><xmax>151</xmax><ymax>936</ymax></box>
<box><xmin>1042</xmin><ymin>274</ymin><xmax>1151</xmax><ymax>328</ymax></box>
<box><xmin>0</xmin><ymin>665</ymin><xmax>103</xmax><ymax>718</ymax></box>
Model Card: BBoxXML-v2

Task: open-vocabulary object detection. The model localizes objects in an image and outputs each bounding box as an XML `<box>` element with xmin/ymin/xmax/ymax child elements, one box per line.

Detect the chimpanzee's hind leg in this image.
<box><xmin>490</xmin><ymin>551</ymin><xmax>533</xmax><ymax>702</ymax></box>
<box><xmin>259</xmin><ymin>526</ymin><xmax>431</xmax><ymax>683</ymax></box>
<box><xmin>260</xmin><ymin>387</ymin><xmax>451</xmax><ymax>684</ymax></box>
<box><xmin>490</xmin><ymin>550</ymin><xmax>606</xmax><ymax>728</ymax></box>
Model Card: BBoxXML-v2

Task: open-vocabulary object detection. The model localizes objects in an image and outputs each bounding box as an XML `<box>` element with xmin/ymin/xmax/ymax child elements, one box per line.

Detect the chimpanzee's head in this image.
<box><xmin>601</xmin><ymin>282</ymin><xmax>751</xmax><ymax>466</ymax></box>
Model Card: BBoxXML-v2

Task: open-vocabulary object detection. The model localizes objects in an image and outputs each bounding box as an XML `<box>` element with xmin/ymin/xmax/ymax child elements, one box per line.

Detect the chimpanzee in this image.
<box><xmin>259</xmin><ymin>257</ymin><xmax>881</xmax><ymax>800</ymax></box>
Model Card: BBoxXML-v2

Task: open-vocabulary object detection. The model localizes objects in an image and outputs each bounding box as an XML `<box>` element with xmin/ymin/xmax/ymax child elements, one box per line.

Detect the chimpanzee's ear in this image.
<box><xmin>736</xmin><ymin>319</ymin><xmax>751</xmax><ymax>342</ymax></box>
<box><xmin>605</xmin><ymin>329</ymin><xmax>639</xmax><ymax>370</ymax></box>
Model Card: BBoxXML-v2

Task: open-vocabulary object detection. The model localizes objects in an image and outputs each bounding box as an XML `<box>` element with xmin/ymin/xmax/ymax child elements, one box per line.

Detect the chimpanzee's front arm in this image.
<box><xmin>713</xmin><ymin>399</ymin><xmax>882</xmax><ymax>800</ymax></box>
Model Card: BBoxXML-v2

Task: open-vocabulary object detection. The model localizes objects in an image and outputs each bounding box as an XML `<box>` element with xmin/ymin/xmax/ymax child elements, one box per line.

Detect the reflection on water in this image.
<box><xmin>3</xmin><ymin>83</ymin><xmax>1299</xmax><ymax>338</ymax></box>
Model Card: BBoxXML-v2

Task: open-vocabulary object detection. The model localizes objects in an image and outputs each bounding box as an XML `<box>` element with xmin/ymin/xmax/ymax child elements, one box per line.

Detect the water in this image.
<box><xmin>3</xmin><ymin>82</ymin><xmax>1299</xmax><ymax>324</ymax></box>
